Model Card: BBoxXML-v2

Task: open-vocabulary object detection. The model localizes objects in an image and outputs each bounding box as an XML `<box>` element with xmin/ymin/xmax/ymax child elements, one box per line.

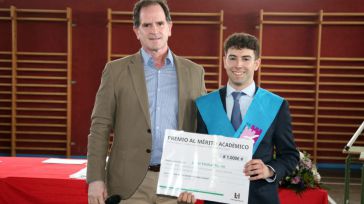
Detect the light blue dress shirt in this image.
<box><xmin>226</xmin><ymin>81</ymin><xmax>255</xmax><ymax>121</ymax></box>
<box><xmin>141</xmin><ymin>48</ymin><xmax>178</xmax><ymax>165</ymax></box>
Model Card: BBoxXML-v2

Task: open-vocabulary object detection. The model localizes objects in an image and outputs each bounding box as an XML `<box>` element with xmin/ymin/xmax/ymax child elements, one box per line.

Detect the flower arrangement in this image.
<box><xmin>280</xmin><ymin>151</ymin><xmax>321</xmax><ymax>193</ymax></box>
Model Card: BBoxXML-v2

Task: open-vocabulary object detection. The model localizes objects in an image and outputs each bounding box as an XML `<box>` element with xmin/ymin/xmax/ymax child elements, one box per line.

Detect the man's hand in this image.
<box><xmin>244</xmin><ymin>159</ymin><xmax>273</xmax><ymax>181</ymax></box>
<box><xmin>177</xmin><ymin>192</ymin><xmax>196</xmax><ymax>204</ymax></box>
<box><xmin>88</xmin><ymin>180</ymin><xmax>108</xmax><ymax>204</ymax></box>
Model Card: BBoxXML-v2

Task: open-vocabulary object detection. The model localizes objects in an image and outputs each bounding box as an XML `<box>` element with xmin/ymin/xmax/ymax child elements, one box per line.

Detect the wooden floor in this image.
<box><xmin>320</xmin><ymin>169</ymin><xmax>362</xmax><ymax>204</ymax></box>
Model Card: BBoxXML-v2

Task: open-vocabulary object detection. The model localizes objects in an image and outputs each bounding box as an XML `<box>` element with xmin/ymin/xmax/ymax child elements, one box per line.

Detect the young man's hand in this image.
<box><xmin>177</xmin><ymin>192</ymin><xmax>196</xmax><ymax>204</ymax></box>
<box><xmin>244</xmin><ymin>159</ymin><xmax>273</xmax><ymax>180</ymax></box>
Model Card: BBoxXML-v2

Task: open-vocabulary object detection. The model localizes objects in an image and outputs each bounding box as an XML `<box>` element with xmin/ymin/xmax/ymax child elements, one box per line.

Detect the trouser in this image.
<box><xmin>121</xmin><ymin>170</ymin><xmax>176</xmax><ymax>204</ymax></box>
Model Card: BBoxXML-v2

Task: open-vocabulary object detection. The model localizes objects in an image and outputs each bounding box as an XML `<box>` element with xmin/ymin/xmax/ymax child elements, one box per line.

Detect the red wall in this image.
<box><xmin>1</xmin><ymin>0</ymin><xmax>363</xmax><ymax>156</ymax></box>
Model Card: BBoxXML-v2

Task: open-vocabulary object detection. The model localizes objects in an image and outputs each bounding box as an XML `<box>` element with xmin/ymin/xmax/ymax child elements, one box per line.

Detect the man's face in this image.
<box><xmin>133</xmin><ymin>4</ymin><xmax>172</xmax><ymax>54</ymax></box>
<box><xmin>224</xmin><ymin>48</ymin><xmax>260</xmax><ymax>90</ymax></box>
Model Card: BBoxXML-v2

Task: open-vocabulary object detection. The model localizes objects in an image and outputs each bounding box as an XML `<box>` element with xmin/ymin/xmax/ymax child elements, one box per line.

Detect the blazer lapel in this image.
<box><xmin>174</xmin><ymin>55</ymin><xmax>188</xmax><ymax>130</ymax></box>
<box><xmin>128</xmin><ymin>53</ymin><xmax>151</xmax><ymax>128</ymax></box>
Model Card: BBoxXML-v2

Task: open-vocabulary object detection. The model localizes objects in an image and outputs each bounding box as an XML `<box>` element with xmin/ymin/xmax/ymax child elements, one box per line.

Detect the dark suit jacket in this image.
<box><xmin>198</xmin><ymin>86</ymin><xmax>299</xmax><ymax>204</ymax></box>
<box><xmin>87</xmin><ymin>52</ymin><xmax>206</xmax><ymax>199</ymax></box>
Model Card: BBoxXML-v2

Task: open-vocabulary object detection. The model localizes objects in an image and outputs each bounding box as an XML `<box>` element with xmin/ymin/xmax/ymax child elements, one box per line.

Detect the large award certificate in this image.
<box><xmin>157</xmin><ymin>129</ymin><xmax>253</xmax><ymax>204</ymax></box>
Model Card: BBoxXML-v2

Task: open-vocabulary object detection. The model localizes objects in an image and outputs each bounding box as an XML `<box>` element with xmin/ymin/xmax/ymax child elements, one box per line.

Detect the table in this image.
<box><xmin>195</xmin><ymin>188</ymin><xmax>328</xmax><ymax>204</ymax></box>
<box><xmin>278</xmin><ymin>188</ymin><xmax>328</xmax><ymax>204</ymax></box>
<box><xmin>0</xmin><ymin>157</ymin><xmax>328</xmax><ymax>204</ymax></box>
<box><xmin>360</xmin><ymin>152</ymin><xmax>364</xmax><ymax>204</ymax></box>
<box><xmin>0</xmin><ymin>156</ymin><xmax>87</xmax><ymax>204</ymax></box>
<box><xmin>343</xmin><ymin>146</ymin><xmax>364</xmax><ymax>204</ymax></box>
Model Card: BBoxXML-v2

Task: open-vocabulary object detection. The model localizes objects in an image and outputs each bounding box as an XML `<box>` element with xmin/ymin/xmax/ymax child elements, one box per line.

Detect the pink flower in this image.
<box><xmin>302</xmin><ymin>159</ymin><xmax>312</xmax><ymax>169</ymax></box>
<box><xmin>279</xmin><ymin>151</ymin><xmax>322</xmax><ymax>193</ymax></box>
<box><xmin>291</xmin><ymin>176</ymin><xmax>301</xmax><ymax>184</ymax></box>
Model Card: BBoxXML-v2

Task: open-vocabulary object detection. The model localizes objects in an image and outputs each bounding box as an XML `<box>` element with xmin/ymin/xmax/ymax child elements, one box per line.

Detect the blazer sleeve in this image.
<box><xmin>267</xmin><ymin>100</ymin><xmax>299</xmax><ymax>181</ymax></box>
<box><xmin>200</xmin><ymin>66</ymin><xmax>207</xmax><ymax>96</ymax></box>
<box><xmin>195</xmin><ymin>64</ymin><xmax>207</xmax><ymax>134</ymax></box>
<box><xmin>87</xmin><ymin>62</ymin><xmax>116</xmax><ymax>183</ymax></box>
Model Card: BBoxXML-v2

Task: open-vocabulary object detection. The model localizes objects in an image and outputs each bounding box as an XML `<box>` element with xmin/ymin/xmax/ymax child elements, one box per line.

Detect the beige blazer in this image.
<box><xmin>87</xmin><ymin>52</ymin><xmax>206</xmax><ymax>198</ymax></box>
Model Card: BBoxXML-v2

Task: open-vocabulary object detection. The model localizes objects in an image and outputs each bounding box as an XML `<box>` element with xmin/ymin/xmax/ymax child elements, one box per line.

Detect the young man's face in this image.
<box><xmin>224</xmin><ymin>48</ymin><xmax>260</xmax><ymax>90</ymax></box>
<box><xmin>133</xmin><ymin>4</ymin><xmax>172</xmax><ymax>54</ymax></box>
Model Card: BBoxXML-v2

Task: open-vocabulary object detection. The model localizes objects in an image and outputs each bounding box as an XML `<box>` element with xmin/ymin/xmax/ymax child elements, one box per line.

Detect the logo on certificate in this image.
<box><xmin>239</xmin><ymin>124</ymin><xmax>262</xmax><ymax>143</ymax></box>
<box><xmin>231</xmin><ymin>192</ymin><xmax>244</xmax><ymax>203</ymax></box>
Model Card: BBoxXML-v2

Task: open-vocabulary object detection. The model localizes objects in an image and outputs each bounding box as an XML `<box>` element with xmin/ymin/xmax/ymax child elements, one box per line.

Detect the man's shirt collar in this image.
<box><xmin>226</xmin><ymin>81</ymin><xmax>256</xmax><ymax>97</ymax></box>
<box><xmin>140</xmin><ymin>48</ymin><xmax>174</xmax><ymax>68</ymax></box>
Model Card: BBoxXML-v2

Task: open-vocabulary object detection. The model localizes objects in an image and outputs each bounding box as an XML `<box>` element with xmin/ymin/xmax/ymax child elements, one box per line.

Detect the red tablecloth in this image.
<box><xmin>195</xmin><ymin>188</ymin><xmax>328</xmax><ymax>204</ymax></box>
<box><xmin>0</xmin><ymin>157</ymin><xmax>88</xmax><ymax>204</ymax></box>
<box><xmin>0</xmin><ymin>157</ymin><xmax>328</xmax><ymax>204</ymax></box>
<box><xmin>279</xmin><ymin>188</ymin><xmax>328</xmax><ymax>204</ymax></box>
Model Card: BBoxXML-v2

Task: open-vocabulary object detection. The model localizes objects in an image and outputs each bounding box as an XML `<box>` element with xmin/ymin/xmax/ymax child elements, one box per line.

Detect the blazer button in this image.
<box><xmin>146</xmin><ymin>149</ymin><xmax>151</xmax><ymax>153</ymax></box>
<box><xmin>147</xmin><ymin>129</ymin><xmax>151</xmax><ymax>133</ymax></box>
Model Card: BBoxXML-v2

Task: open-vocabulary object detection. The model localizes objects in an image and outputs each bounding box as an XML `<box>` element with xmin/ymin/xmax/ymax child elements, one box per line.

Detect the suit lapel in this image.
<box><xmin>174</xmin><ymin>55</ymin><xmax>188</xmax><ymax>129</ymax></box>
<box><xmin>128</xmin><ymin>53</ymin><xmax>151</xmax><ymax>128</ymax></box>
<box><xmin>219</xmin><ymin>87</ymin><xmax>227</xmax><ymax>112</ymax></box>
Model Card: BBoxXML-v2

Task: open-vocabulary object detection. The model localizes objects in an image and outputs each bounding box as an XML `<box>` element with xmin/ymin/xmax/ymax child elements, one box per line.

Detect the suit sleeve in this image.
<box><xmin>87</xmin><ymin>62</ymin><xmax>116</xmax><ymax>184</ymax></box>
<box><xmin>196</xmin><ymin>109</ymin><xmax>208</xmax><ymax>134</ymax></box>
<box><xmin>195</xmin><ymin>65</ymin><xmax>207</xmax><ymax>134</ymax></box>
<box><xmin>267</xmin><ymin>100</ymin><xmax>299</xmax><ymax>181</ymax></box>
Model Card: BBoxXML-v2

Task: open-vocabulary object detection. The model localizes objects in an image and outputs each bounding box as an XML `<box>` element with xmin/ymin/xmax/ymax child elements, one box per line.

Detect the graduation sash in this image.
<box><xmin>195</xmin><ymin>88</ymin><xmax>283</xmax><ymax>154</ymax></box>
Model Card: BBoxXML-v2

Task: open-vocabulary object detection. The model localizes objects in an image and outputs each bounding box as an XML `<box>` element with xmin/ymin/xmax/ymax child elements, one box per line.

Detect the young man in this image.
<box><xmin>86</xmin><ymin>1</ymin><xmax>206</xmax><ymax>203</ymax></box>
<box><xmin>181</xmin><ymin>33</ymin><xmax>299</xmax><ymax>204</ymax></box>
